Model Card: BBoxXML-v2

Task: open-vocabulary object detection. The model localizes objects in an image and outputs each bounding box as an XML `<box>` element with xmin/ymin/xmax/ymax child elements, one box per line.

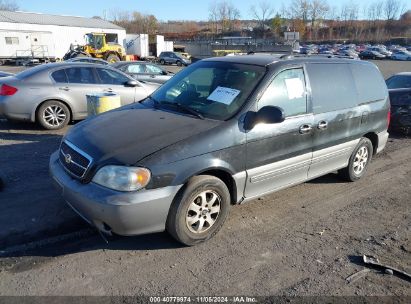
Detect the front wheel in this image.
<box><xmin>159</xmin><ymin>59</ymin><xmax>165</xmax><ymax>65</ymax></box>
<box><xmin>338</xmin><ymin>138</ymin><xmax>373</xmax><ymax>182</ymax></box>
<box><xmin>106</xmin><ymin>54</ymin><xmax>120</xmax><ymax>63</ymax></box>
<box><xmin>37</xmin><ymin>100</ymin><xmax>70</xmax><ymax>130</ymax></box>
<box><xmin>176</xmin><ymin>60</ymin><xmax>182</xmax><ymax>67</ymax></box>
<box><xmin>166</xmin><ymin>176</ymin><xmax>230</xmax><ymax>246</ymax></box>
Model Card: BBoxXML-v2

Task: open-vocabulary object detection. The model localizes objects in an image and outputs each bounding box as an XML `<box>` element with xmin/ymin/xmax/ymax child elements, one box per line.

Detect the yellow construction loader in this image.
<box><xmin>63</xmin><ymin>33</ymin><xmax>126</xmax><ymax>63</ymax></box>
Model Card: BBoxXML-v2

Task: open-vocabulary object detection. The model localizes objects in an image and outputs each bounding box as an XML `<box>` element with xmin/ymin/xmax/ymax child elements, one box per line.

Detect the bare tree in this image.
<box><xmin>208</xmin><ymin>0</ymin><xmax>240</xmax><ymax>34</ymax></box>
<box><xmin>309</xmin><ymin>0</ymin><xmax>329</xmax><ymax>39</ymax></box>
<box><xmin>110</xmin><ymin>10</ymin><xmax>158</xmax><ymax>35</ymax></box>
<box><xmin>0</xmin><ymin>0</ymin><xmax>18</xmax><ymax>11</ymax></box>
<box><xmin>209</xmin><ymin>1</ymin><xmax>219</xmax><ymax>34</ymax></box>
<box><xmin>290</xmin><ymin>0</ymin><xmax>310</xmax><ymax>23</ymax></box>
<box><xmin>250</xmin><ymin>1</ymin><xmax>275</xmax><ymax>35</ymax></box>
<box><xmin>384</xmin><ymin>0</ymin><xmax>402</xmax><ymax>21</ymax></box>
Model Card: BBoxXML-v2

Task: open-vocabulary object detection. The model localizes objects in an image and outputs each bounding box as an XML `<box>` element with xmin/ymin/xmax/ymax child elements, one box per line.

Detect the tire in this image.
<box><xmin>106</xmin><ymin>54</ymin><xmax>120</xmax><ymax>63</ymax></box>
<box><xmin>37</xmin><ymin>100</ymin><xmax>70</xmax><ymax>130</ymax></box>
<box><xmin>338</xmin><ymin>137</ymin><xmax>373</xmax><ymax>182</ymax></box>
<box><xmin>159</xmin><ymin>59</ymin><xmax>165</xmax><ymax>65</ymax></box>
<box><xmin>176</xmin><ymin>60</ymin><xmax>182</xmax><ymax>67</ymax></box>
<box><xmin>166</xmin><ymin>175</ymin><xmax>231</xmax><ymax>246</ymax></box>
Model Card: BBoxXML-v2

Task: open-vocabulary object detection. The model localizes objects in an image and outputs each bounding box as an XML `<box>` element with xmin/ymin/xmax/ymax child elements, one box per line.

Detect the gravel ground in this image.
<box><xmin>0</xmin><ymin>60</ymin><xmax>410</xmax><ymax>299</ymax></box>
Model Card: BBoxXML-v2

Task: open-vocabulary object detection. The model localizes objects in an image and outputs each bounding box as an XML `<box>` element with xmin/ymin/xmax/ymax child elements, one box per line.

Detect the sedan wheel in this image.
<box><xmin>37</xmin><ymin>100</ymin><xmax>70</xmax><ymax>130</ymax></box>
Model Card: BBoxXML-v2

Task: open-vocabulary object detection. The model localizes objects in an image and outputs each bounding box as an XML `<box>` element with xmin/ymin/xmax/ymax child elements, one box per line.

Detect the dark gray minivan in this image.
<box><xmin>50</xmin><ymin>55</ymin><xmax>389</xmax><ymax>245</ymax></box>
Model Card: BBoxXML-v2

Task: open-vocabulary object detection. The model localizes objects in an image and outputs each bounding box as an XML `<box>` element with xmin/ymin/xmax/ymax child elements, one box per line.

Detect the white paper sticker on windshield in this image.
<box><xmin>207</xmin><ymin>86</ymin><xmax>241</xmax><ymax>105</ymax></box>
<box><xmin>284</xmin><ymin>78</ymin><xmax>304</xmax><ymax>100</ymax></box>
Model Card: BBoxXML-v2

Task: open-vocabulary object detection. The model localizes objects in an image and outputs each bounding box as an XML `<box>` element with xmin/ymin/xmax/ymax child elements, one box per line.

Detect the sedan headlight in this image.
<box><xmin>92</xmin><ymin>166</ymin><xmax>151</xmax><ymax>192</ymax></box>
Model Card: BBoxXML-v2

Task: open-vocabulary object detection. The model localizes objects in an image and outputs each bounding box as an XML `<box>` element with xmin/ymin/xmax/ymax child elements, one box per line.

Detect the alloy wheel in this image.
<box><xmin>43</xmin><ymin>105</ymin><xmax>67</xmax><ymax>127</ymax></box>
<box><xmin>353</xmin><ymin>146</ymin><xmax>369</xmax><ymax>175</ymax></box>
<box><xmin>186</xmin><ymin>190</ymin><xmax>221</xmax><ymax>234</ymax></box>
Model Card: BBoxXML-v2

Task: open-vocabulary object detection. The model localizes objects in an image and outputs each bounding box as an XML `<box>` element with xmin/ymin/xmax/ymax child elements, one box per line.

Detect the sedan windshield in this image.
<box><xmin>149</xmin><ymin>61</ymin><xmax>265</xmax><ymax>120</ymax></box>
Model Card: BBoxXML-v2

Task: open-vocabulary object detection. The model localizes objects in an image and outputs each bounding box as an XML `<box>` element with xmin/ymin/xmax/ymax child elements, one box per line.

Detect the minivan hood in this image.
<box><xmin>65</xmin><ymin>104</ymin><xmax>221</xmax><ymax>165</ymax></box>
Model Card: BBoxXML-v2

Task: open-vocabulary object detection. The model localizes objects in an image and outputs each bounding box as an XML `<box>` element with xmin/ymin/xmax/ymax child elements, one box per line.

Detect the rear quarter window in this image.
<box><xmin>350</xmin><ymin>63</ymin><xmax>387</xmax><ymax>103</ymax></box>
<box><xmin>307</xmin><ymin>63</ymin><xmax>357</xmax><ymax>114</ymax></box>
<box><xmin>51</xmin><ymin>69</ymin><xmax>68</xmax><ymax>83</ymax></box>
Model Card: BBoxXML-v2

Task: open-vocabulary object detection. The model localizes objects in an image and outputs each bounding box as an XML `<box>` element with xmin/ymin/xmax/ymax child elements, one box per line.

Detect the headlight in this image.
<box><xmin>92</xmin><ymin>166</ymin><xmax>151</xmax><ymax>192</ymax></box>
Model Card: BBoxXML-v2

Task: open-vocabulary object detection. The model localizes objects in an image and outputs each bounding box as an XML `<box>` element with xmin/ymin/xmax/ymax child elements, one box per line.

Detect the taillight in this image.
<box><xmin>387</xmin><ymin>108</ymin><xmax>391</xmax><ymax>128</ymax></box>
<box><xmin>0</xmin><ymin>84</ymin><xmax>18</xmax><ymax>96</ymax></box>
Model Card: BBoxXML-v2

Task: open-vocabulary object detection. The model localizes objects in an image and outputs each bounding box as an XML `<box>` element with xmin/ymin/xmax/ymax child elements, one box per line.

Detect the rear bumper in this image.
<box><xmin>49</xmin><ymin>151</ymin><xmax>182</xmax><ymax>236</ymax></box>
<box><xmin>0</xmin><ymin>97</ymin><xmax>31</xmax><ymax>121</ymax></box>
<box><xmin>376</xmin><ymin>130</ymin><xmax>389</xmax><ymax>154</ymax></box>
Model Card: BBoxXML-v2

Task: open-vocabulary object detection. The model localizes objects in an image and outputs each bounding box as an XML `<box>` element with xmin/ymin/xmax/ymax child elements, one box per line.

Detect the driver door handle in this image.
<box><xmin>299</xmin><ymin>124</ymin><xmax>313</xmax><ymax>134</ymax></box>
<box><xmin>317</xmin><ymin>121</ymin><xmax>328</xmax><ymax>130</ymax></box>
<box><xmin>59</xmin><ymin>86</ymin><xmax>70</xmax><ymax>91</ymax></box>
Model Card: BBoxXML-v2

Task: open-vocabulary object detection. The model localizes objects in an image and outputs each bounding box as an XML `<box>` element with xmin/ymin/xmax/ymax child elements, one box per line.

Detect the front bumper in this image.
<box><xmin>49</xmin><ymin>151</ymin><xmax>182</xmax><ymax>236</ymax></box>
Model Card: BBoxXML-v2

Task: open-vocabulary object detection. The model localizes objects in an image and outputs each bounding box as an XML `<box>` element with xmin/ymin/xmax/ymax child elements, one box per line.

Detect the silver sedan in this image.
<box><xmin>111</xmin><ymin>61</ymin><xmax>174</xmax><ymax>84</ymax></box>
<box><xmin>0</xmin><ymin>62</ymin><xmax>159</xmax><ymax>129</ymax></box>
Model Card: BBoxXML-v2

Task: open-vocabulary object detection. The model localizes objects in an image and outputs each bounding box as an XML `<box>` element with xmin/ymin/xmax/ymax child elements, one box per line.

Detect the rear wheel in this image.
<box><xmin>106</xmin><ymin>54</ymin><xmax>120</xmax><ymax>63</ymax></box>
<box><xmin>338</xmin><ymin>138</ymin><xmax>373</xmax><ymax>182</ymax></box>
<box><xmin>159</xmin><ymin>59</ymin><xmax>165</xmax><ymax>65</ymax></box>
<box><xmin>37</xmin><ymin>100</ymin><xmax>70</xmax><ymax>130</ymax></box>
<box><xmin>166</xmin><ymin>175</ymin><xmax>230</xmax><ymax>246</ymax></box>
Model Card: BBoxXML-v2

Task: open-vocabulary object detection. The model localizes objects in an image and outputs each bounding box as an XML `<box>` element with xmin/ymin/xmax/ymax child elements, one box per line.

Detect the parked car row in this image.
<box><xmin>300</xmin><ymin>43</ymin><xmax>411</xmax><ymax>61</ymax></box>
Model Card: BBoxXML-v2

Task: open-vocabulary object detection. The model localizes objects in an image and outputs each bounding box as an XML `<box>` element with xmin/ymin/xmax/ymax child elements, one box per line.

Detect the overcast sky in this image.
<box><xmin>15</xmin><ymin>0</ymin><xmax>411</xmax><ymax>21</ymax></box>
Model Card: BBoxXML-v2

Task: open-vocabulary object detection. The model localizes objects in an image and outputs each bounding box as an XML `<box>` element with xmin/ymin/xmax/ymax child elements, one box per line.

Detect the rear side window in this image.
<box><xmin>127</xmin><ymin>64</ymin><xmax>145</xmax><ymax>73</ymax></box>
<box><xmin>258</xmin><ymin>68</ymin><xmax>307</xmax><ymax>117</ymax></box>
<box><xmin>307</xmin><ymin>63</ymin><xmax>357</xmax><ymax>114</ymax></box>
<box><xmin>386</xmin><ymin>75</ymin><xmax>411</xmax><ymax>89</ymax></box>
<box><xmin>51</xmin><ymin>70</ymin><xmax>68</xmax><ymax>83</ymax></box>
<box><xmin>96</xmin><ymin>68</ymin><xmax>129</xmax><ymax>85</ymax></box>
<box><xmin>351</xmin><ymin>64</ymin><xmax>387</xmax><ymax>103</ymax></box>
<box><xmin>146</xmin><ymin>64</ymin><xmax>163</xmax><ymax>74</ymax></box>
<box><xmin>65</xmin><ymin>67</ymin><xmax>97</xmax><ymax>84</ymax></box>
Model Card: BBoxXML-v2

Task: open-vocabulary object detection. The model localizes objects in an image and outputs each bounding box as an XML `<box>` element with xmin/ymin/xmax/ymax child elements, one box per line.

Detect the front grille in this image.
<box><xmin>59</xmin><ymin>141</ymin><xmax>92</xmax><ymax>179</ymax></box>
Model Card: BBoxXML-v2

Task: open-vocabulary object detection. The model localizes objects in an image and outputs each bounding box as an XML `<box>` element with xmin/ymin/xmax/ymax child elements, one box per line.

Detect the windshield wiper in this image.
<box><xmin>174</xmin><ymin>102</ymin><xmax>204</xmax><ymax>120</ymax></box>
<box><xmin>152</xmin><ymin>99</ymin><xmax>204</xmax><ymax>120</ymax></box>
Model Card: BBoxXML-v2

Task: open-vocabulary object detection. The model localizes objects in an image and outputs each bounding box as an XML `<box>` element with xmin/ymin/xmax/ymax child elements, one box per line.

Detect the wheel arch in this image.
<box><xmin>104</xmin><ymin>51</ymin><xmax>121</xmax><ymax>61</ymax></box>
<box><xmin>363</xmin><ymin>132</ymin><xmax>378</xmax><ymax>155</ymax></box>
<box><xmin>180</xmin><ymin>167</ymin><xmax>239</xmax><ymax>205</ymax></box>
<box><xmin>33</xmin><ymin>98</ymin><xmax>73</xmax><ymax>123</ymax></box>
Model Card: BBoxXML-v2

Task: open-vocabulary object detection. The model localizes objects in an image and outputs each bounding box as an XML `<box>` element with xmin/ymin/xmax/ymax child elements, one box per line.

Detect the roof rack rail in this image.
<box><xmin>246</xmin><ymin>52</ymin><xmax>357</xmax><ymax>60</ymax></box>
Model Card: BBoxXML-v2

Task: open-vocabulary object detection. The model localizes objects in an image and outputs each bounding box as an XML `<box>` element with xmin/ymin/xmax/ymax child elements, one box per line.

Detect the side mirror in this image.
<box><xmin>162</xmin><ymin>70</ymin><xmax>168</xmax><ymax>75</ymax></box>
<box><xmin>244</xmin><ymin>106</ymin><xmax>285</xmax><ymax>130</ymax></box>
<box><xmin>125</xmin><ymin>80</ymin><xmax>138</xmax><ymax>87</ymax></box>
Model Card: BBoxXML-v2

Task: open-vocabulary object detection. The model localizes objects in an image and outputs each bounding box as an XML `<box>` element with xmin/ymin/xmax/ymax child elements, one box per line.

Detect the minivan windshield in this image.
<box><xmin>149</xmin><ymin>61</ymin><xmax>265</xmax><ymax>120</ymax></box>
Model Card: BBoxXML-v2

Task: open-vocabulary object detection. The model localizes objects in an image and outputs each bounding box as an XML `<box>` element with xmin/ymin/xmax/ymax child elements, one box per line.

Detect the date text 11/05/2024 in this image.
<box><xmin>149</xmin><ymin>296</ymin><xmax>258</xmax><ymax>303</ymax></box>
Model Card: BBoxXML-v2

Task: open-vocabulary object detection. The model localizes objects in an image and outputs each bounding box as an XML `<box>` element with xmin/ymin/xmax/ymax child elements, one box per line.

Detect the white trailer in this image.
<box><xmin>148</xmin><ymin>35</ymin><xmax>174</xmax><ymax>57</ymax></box>
<box><xmin>125</xmin><ymin>34</ymin><xmax>149</xmax><ymax>58</ymax></box>
<box><xmin>0</xmin><ymin>10</ymin><xmax>126</xmax><ymax>64</ymax></box>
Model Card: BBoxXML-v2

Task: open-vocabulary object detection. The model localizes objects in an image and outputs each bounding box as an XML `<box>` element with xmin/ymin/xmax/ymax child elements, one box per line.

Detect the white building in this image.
<box><xmin>0</xmin><ymin>10</ymin><xmax>126</xmax><ymax>62</ymax></box>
